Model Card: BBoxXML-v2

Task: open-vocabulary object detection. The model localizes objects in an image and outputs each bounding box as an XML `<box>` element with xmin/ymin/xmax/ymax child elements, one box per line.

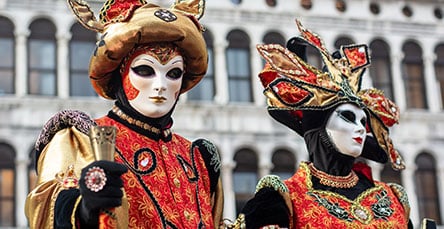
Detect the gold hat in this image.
<box><xmin>68</xmin><ymin>0</ymin><xmax>207</xmax><ymax>99</ymax></box>
<box><xmin>257</xmin><ymin>19</ymin><xmax>405</xmax><ymax>170</ymax></box>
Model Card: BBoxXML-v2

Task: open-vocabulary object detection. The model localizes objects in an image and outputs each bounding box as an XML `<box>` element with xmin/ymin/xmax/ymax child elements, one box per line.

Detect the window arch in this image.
<box><xmin>334</xmin><ymin>36</ymin><xmax>355</xmax><ymax>49</ymax></box>
<box><xmin>187</xmin><ymin>29</ymin><xmax>215</xmax><ymax>101</ymax></box>
<box><xmin>28</xmin><ymin>18</ymin><xmax>57</xmax><ymax>96</ymax></box>
<box><xmin>0</xmin><ymin>143</ymin><xmax>16</xmax><ymax>226</ymax></box>
<box><xmin>69</xmin><ymin>23</ymin><xmax>97</xmax><ymax>97</ymax></box>
<box><xmin>0</xmin><ymin>17</ymin><xmax>15</xmax><ymax>95</ymax></box>
<box><xmin>263</xmin><ymin>31</ymin><xmax>285</xmax><ymax>46</ymax></box>
<box><xmin>226</xmin><ymin>30</ymin><xmax>252</xmax><ymax>102</ymax></box>
<box><xmin>380</xmin><ymin>162</ymin><xmax>402</xmax><ymax>185</ymax></box>
<box><xmin>402</xmin><ymin>41</ymin><xmax>427</xmax><ymax>109</ymax></box>
<box><xmin>414</xmin><ymin>152</ymin><xmax>442</xmax><ymax>225</ymax></box>
<box><xmin>434</xmin><ymin>44</ymin><xmax>444</xmax><ymax>109</ymax></box>
<box><xmin>271</xmin><ymin>149</ymin><xmax>296</xmax><ymax>180</ymax></box>
<box><xmin>233</xmin><ymin>148</ymin><xmax>258</xmax><ymax>214</ymax></box>
<box><xmin>369</xmin><ymin>39</ymin><xmax>394</xmax><ymax>100</ymax></box>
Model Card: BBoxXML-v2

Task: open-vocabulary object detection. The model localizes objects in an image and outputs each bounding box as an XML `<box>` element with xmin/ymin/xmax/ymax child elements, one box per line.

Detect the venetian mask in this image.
<box><xmin>325</xmin><ymin>103</ymin><xmax>367</xmax><ymax>158</ymax></box>
<box><xmin>121</xmin><ymin>44</ymin><xmax>184</xmax><ymax>118</ymax></box>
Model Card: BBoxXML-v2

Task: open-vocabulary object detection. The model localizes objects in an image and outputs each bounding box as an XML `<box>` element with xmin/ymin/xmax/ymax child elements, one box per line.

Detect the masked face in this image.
<box><xmin>325</xmin><ymin>103</ymin><xmax>367</xmax><ymax>158</ymax></box>
<box><xmin>123</xmin><ymin>52</ymin><xmax>184</xmax><ymax>118</ymax></box>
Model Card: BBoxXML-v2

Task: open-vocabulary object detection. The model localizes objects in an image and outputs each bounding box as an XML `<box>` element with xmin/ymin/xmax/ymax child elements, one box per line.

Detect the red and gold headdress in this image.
<box><xmin>67</xmin><ymin>0</ymin><xmax>207</xmax><ymax>99</ymax></box>
<box><xmin>257</xmin><ymin>19</ymin><xmax>404</xmax><ymax>170</ymax></box>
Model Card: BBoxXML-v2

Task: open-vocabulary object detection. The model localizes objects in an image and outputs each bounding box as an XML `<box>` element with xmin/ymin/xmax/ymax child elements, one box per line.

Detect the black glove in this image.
<box><xmin>77</xmin><ymin>160</ymin><xmax>128</xmax><ymax>227</ymax></box>
<box><xmin>241</xmin><ymin>187</ymin><xmax>290</xmax><ymax>229</ymax></box>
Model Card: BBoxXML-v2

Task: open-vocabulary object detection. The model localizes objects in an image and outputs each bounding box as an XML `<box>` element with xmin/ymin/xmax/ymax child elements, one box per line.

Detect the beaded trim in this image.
<box><xmin>112</xmin><ymin>106</ymin><xmax>166</xmax><ymax>135</ymax></box>
<box><xmin>308</xmin><ymin>163</ymin><xmax>358</xmax><ymax>189</ymax></box>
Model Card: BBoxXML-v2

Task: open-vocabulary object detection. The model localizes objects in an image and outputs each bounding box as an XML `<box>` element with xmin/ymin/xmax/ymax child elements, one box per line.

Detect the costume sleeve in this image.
<box><xmin>25</xmin><ymin>110</ymin><xmax>96</xmax><ymax>229</ymax></box>
<box><xmin>191</xmin><ymin>138</ymin><xmax>224</xmax><ymax>228</ymax></box>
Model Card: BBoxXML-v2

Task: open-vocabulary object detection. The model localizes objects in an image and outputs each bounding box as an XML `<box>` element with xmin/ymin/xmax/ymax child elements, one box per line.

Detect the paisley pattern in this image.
<box><xmin>96</xmin><ymin>116</ymin><xmax>214</xmax><ymax>228</ymax></box>
<box><xmin>284</xmin><ymin>162</ymin><xmax>409</xmax><ymax>228</ymax></box>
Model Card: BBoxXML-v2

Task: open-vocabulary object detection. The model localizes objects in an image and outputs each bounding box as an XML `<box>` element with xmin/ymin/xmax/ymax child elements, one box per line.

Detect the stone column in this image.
<box><xmin>222</xmin><ymin>161</ymin><xmax>236</xmax><ymax>221</ymax></box>
<box><xmin>57</xmin><ymin>33</ymin><xmax>71</xmax><ymax>99</ymax></box>
<box><xmin>213</xmin><ymin>37</ymin><xmax>229</xmax><ymax>105</ymax></box>
<box><xmin>401</xmin><ymin>152</ymin><xmax>419</xmax><ymax>225</ymax></box>
<box><xmin>391</xmin><ymin>49</ymin><xmax>407</xmax><ymax>111</ymax></box>
<box><xmin>15</xmin><ymin>158</ymin><xmax>29</xmax><ymax>227</ymax></box>
<box><xmin>422</xmin><ymin>40</ymin><xmax>440</xmax><ymax>112</ymax></box>
<box><xmin>248</xmin><ymin>26</ymin><xmax>266</xmax><ymax>107</ymax></box>
<box><xmin>15</xmin><ymin>30</ymin><xmax>29</xmax><ymax>97</ymax></box>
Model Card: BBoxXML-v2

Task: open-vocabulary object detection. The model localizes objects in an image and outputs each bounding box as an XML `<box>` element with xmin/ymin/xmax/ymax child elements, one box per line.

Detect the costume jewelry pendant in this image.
<box><xmin>85</xmin><ymin>166</ymin><xmax>107</xmax><ymax>192</ymax></box>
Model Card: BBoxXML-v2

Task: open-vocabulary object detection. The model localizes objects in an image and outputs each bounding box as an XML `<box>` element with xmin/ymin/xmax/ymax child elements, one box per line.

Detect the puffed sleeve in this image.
<box><xmin>25</xmin><ymin>110</ymin><xmax>96</xmax><ymax>228</ymax></box>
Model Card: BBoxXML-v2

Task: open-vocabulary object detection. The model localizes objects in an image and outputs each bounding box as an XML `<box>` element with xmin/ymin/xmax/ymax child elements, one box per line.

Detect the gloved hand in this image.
<box><xmin>77</xmin><ymin>160</ymin><xmax>128</xmax><ymax>226</ymax></box>
<box><xmin>241</xmin><ymin>187</ymin><xmax>290</xmax><ymax>229</ymax></box>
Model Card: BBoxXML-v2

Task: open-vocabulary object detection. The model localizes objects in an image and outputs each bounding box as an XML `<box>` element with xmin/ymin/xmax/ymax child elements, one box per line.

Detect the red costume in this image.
<box><xmin>286</xmin><ymin>162</ymin><xmax>409</xmax><ymax>229</ymax></box>
<box><xmin>230</xmin><ymin>19</ymin><xmax>416</xmax><ymax>229</ymax></box>
<box><xmin>25</xmin><ymin>0</ymin><xmax>224</xmax><ymax>228</ymax></box>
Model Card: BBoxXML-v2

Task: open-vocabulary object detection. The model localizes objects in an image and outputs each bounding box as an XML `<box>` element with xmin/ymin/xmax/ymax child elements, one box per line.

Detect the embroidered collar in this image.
<box><xmin>109</xmin><ymin>105</ymin><xmax>172</xmax><ymax>141</ymax></box>
<box><xmin>308</xmin><ymin>162</ymin><xmax>358</xmax><ymax>189</ymax></box>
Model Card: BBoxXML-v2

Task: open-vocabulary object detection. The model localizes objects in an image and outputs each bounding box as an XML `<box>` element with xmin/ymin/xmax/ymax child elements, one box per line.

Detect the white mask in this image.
<box><xmin>325</xmin><ymin>103</ymin><xmax>367</xmax><ymax>158</ymax></box>
<box><xmin>125</xmin><ymin>54</ymin><xmax>184</xmax><ymax>118</ymax></box>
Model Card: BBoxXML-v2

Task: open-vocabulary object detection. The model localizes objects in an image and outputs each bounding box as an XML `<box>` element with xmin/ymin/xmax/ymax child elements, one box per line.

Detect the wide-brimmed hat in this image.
<box><xmin>68</xmin><ymin>0</ymin><xmax>207</xmax><ymax>99</ymax></box>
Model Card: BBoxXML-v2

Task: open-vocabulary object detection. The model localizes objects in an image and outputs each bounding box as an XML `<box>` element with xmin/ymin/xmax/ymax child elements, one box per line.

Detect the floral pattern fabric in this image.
<box><xmin>284</xmin><ymin>162</ymin><xmax>409</xmax><ymax>228</ymax></box>
<box><xmin>96</xmin><ymin>116</ymin><xmax>214</xmax><ymax>228</ymax></box>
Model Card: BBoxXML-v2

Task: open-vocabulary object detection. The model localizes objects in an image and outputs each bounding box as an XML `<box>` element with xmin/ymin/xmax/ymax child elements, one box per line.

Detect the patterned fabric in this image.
<box><xmin>284</xmin><ymin>162</ymin><xmax>409</xmax><ymax>228</ymax></box>
<box><xmin>34</xmin><ymin>110</ymin><xmax>96</xmax><ymax>154</ymax></box>
<box><xmin>95</xmin><ymin>116</ymin><xmax>214</xmax><ymax>228</ymax></box>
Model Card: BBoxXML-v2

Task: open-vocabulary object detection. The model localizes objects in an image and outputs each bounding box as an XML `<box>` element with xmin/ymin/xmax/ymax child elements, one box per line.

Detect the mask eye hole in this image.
<box><xmin>336</xmin><ymin>110</ymin><xmax>356</xmax><ymax>124</ymax></box>
<box><xmin>166</xmin><ymin>68</ymin><xmax>183</xmax><ymax>80</ymax></box>
<box><xmin>360</xmin><ymin>117</ymin><xmax>367</xmax><ymax>127</ymax></box>
<box><xmin>131</xmin><ymin>65</ymin><xmax>155</xmax><ymax>77</ymax></box>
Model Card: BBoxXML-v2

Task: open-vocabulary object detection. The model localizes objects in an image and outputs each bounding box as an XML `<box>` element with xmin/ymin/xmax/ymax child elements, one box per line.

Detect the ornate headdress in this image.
<box><xmin>67</xmin><ymin>0</ymin><xmax>207</xmax><ymax>99</ymax></box>
<box><xmin>257</xmin><ymin>19</ymin><xmax>405</xmax><ymax>170</ymax></box>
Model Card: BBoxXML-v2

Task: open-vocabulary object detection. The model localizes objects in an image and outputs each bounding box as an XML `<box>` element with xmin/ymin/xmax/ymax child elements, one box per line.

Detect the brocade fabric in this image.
<box><xmin>284</xmin><ymin>162</ymin><xmax>410</xmax><ymax>228</ymax></box>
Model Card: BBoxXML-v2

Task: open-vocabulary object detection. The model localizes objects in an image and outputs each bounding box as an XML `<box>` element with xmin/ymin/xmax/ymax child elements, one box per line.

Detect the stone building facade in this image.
<box><xmin>0</xmin><ymin>0</ymin><xmax>443</xmax><ymax>227</ymax></box>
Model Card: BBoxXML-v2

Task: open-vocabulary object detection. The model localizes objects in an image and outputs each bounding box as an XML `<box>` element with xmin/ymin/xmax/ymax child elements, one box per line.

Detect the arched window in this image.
<box><xmin>69</xmin><ymin>23</ymin><xmax>97</xmax><ymax>97</ymax></box>
<box><xmin>226</xmin><ymin>30</ymin><xmax>252</xmax><ymax>102</ymax></box>
<box><xmin>0</xmin><ymin>143</ymin><xmax>16</xmax><ymax>226</ymax></box>
<box><xmin>28</xmin><ymin>18</ymin><xmax>57</xmax><ymax>96</ymax></box>
<box><xmin>233</xmin><ymin>148</ymin><xmax>258</xmax><ymax>214</ymax></box>
<box><xmin>334</xmin><ymin>36</ymin><xmax>354</xmax><ymax>49</ymax></box>
<box><xmin>271</xmin><ymin>149</ymin><xmax>296</xmax><ymax>180</ymax></box>
<box><xmin>0</xmin><ymin>17</ymin><xmax>15</xmax><ymax>95</ymax></box>
<box><xmin>187</xmin><ymin>29</ymin><xmax>215</xmax><ymax>101</ymax></box>
<box><xmin>434</xmin><ymin>44</ymin><xmax>444</xmax><ymax>108</ymax></box>
<box><xmin>369</xmin><ymin>39</ymin><xmax>394</xmax><ymax>100</ymax></box>
<box><xmin>414</xmin><ymin>153</ymin><xmax>442</xmax><ymax>225</ymax></box>
<box><xmin>402</xmin><ymin>41</ymin><xmax>427</xmax><ymax>109</ymax></box>
<box><xmin>380</xmin><ymin>162</ymin><xmax>402</xmax><ymax>185</ymax></box>
<box><xmin>263</xmin><ymin>31</ymin><xmax>285</xmax><ymax>46</ymax></box>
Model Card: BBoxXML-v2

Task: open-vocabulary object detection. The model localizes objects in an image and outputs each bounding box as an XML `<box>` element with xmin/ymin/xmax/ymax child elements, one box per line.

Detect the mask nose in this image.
<box><xmin>152</xmin><ymin>75</ymin><xmax>167</xmax><ymax>92</ymax></box>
